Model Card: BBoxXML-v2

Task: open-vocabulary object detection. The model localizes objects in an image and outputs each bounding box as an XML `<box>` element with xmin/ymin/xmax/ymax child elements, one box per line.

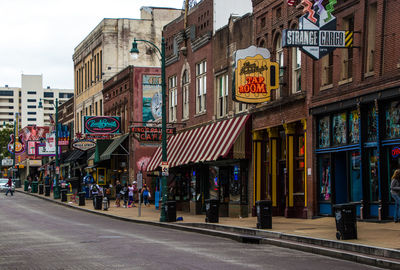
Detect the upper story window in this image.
<box><xmin>27</xmin><ymin>99</ymin><xmax>36</xmax><ymax>102</ymax></box>
<box><xmin>321</xmin><ymin>52</ymin><xmax>334</xmax><ymax>87</ymax></box>
<box><xmin>44</xmin><ymin>92</ymin><xmax>54</xmax><ymax>98</ymax></box>
<box><xmin>291</xmin><ymin>47</ymin><xmax>301</xmax><ymax>93</ymax></box>
<box><xmin>168</xmin><ymin>75</ymin><xmax>177</xmax><ymax>122</ymax></box>
<box><xmin>196</xmin><ymin>60</ymin><xmax>207</xmax><ymax>114</ymax></box>
<box><xmin>217</xmin><ymin>74</ymin><xmax>228</xmax><ymax>118</ymax></box>
<box><xmin>340</xmin><ymin>15</ymin><xmax>354</xmax><ymax>81</ymax></box>
<box><xmin>0</xmin><ymin>90</ymin><xmax>13</xmax><ymax>96</ymax></box>
<box><xmin>365</xmin><ymin>3</ymin><xmax>377</xmax><ymax>76</ymax></box>
<box><xmin>275</xmin><ymin>35</ymin><xmax>284</xmax><ymax>99</ymax></box>
<box><xmin>182</xmin><ymin>70</ymin><xmax>189</xmax><ymax>120</ymax></box>
<box><xmin>27</xmin><ymin>91</ymin><xmax>36</xmax><ymax>95</ymax></box>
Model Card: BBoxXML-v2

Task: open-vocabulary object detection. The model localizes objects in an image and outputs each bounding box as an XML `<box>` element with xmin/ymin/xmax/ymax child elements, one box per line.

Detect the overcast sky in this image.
<box><xmin>0</xmin><ymin>0</ymin><xmax>184</xmax><ymax>89</ymax></box>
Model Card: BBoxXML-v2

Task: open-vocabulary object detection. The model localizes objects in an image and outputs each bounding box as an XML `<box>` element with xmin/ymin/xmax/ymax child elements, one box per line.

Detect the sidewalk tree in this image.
<box><xmin>0</xmin><ymin>123</ymin><xmax>13</xmax><ymax>159</ymax></box>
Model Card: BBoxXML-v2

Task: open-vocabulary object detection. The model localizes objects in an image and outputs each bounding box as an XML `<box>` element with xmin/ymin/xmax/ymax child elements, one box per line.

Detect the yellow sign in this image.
<box><xmin>234</xmin><ymin>46</ymin><xmax>279</xmax><ymax>103</ymax></box>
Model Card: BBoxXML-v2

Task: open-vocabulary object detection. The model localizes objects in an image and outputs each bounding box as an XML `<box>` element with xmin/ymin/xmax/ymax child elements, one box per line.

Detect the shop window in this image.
<box><xmin>321</xmin><ymin>53</ymin><xmax>333</xmax><ymax>87</ymax></box>
<box><xmin>230</xmin><ymin>165</ymin><xmax>241</xmax><ymax>202</ymax></box>
<box><xmin>332</xmin><ymin>112</ymin><xmax>347</xmax><ymax>145</ymax></box>
<box><xmin>209</xmin><ymin>166</ymin><xmax>219</xmax><ymax>200</ymax></box>
<box><xmin>388</xmin><ymin>147</ymin><xmax>400</xmax><ymax>202</ymax></box>
<box><xmin>367</xmin><ymin>105</ymin><xmax>377</xmax><ymax>142</ymax></box>
<box><xmin>319</xmin><ymin>155</ymin><xmax>331</xmax><ymax>201</ymax></box>
<box><xmin>318</xmin><ymin>116</ymin><xmax>330</xmax><ymax>148</ymax></box>
<box><xmin>368</xmin><ymin>148</ymin><xmax>379</xmax><ymax>202</ymax></box>
<box><xmin>385</xmin><ymin>101</ymin><xmax>400</xmax><ymax>139</ymax></box>
<box><xmin>298</xmin><ymin>135</ymin><xmax>305</xmax><ymax>157</ymax></box>
<box><xmin>340</xmin><ymin>15</ymin><xmax>354</xmax><ymax>81</ymax></box>
<box><xmin>350</xmin><ymin>151</ymin><xmax>362</xmax><ymax>202</ymax></box>
<box><xmin>349</xmin><ymin>110</ymin><xmax>360</xmax><ymax>144</ymax></box>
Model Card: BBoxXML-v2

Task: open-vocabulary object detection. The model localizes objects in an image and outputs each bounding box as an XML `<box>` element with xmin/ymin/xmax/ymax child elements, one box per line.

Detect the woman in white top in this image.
<box><xmin>128</xmin><ymin>184</ymin><xmax>136</xmax><ymax>208</ymax></box>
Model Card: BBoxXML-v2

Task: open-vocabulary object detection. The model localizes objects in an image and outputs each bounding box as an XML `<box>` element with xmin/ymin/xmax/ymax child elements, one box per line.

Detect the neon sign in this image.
<box><xmin>392</xmin><ymin>147</ymin><xmax>400</xmax><ymax>158</ymax></box>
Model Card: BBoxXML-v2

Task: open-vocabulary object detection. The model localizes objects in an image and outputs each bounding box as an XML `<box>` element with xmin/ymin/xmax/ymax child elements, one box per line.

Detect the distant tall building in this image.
<box><xmin>0</xmin><ymin>74</ymin><xmax>73</xmax><ymax>128</ymax></box>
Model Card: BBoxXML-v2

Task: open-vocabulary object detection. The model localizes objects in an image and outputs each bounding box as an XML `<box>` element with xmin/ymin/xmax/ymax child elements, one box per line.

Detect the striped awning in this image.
<box><xmin>146</xmin><ymin>114</ymin><xmax>250</xmax><ymax>172</ymax></box>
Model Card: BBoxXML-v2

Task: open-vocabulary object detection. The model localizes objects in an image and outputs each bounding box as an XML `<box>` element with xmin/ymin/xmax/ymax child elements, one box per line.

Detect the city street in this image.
<box><xmin>0</xmin><ymin>193</ymin><xmax>382</xmax><ymax>270</ymax></box>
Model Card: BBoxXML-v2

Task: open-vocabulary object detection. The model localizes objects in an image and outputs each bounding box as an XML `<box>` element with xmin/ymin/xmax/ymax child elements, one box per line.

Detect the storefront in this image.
<box><xmin>312</xmin><ymin>90</ymin><xmax>400</xmax><ymax>220</ymax></box>
<box><xmin>147</xmin><ymin>115</ymin><xmax>251</xmax><ymax>217</ymax></box>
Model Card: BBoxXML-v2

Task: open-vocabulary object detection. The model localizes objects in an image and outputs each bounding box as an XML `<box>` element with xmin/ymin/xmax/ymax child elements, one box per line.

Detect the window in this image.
<box><xmin>27</xmin><ymin>118</ymin><xmax>36</xmax><ymax>121</ymax></box>
<box><xmin>332</xmin><ymin>112</ymin><xmax>347</xmax><ymax>145</ymax></box>
<box><xmin>196</xmin><ymin>60</ymin><xmax>207</xmax><ymax>114</ymax></box>
<box><xmin>217</xmin><ymin>74</ymin><xmax>228</xmax><ymax>118</ymax></box>
<box><xmin>27</xmin><ymin>99</ymin><xmax>36</xmax><ymax>102</ymax></box>
<box><xmin>341</xmin><ymin>15</ymin><xmax>354</xmax><ymax>80</ymax></box>
<box><xmin>321</xmin><ymin>53</ymin><xmax>333</xmax><ymax>86</ymax></box>
<box><xmin>89</xmin><ymin>105</ymin><xmax>92</xmax><ymax>116</ymax></box>
<box><xmin>386</xmin><ymin>101</ymin><xmax>400</xmax><ymax>138</ymax></box>
<box><xmin>367</xmin><ymin>105</ymin><xmax>377</xmax><ymax>142</ymax></box>
<box><xmin>365</xmin><ymin>4</ymin><xmax>377</xmax><ymax>75</ymax></box>
<box><xmin>318</xmin><ymin>116</ymin><xmax>330</xmax><ymax>148</ymax></box>
<box><xmin>182</xmin><ymin>70</ymin><xmax>189</xmax><ymax>119</ymax></box>
<box><xmin>44</xmin><ymin>92</ymin><xmax>54</xmax><ymax>98</ymax></box>
<box><xmin>95</xmin><ymin>102</ymin><xmax>98</xmax><ymax>116</ymax></box>
<box><xmin>318</xmin><ymin>155</ymin><xmax>331</xmax><ymax>201</ymax></box>
<box><xmin>27</xmin><ymin>105</ymin><xmax>36</xmax><ymax>109</ymax></box>
<box><xmin>349</xmin><ymin>110</ymin><xmax>360</xmax><ymax>144</ymax></box>
<box><xmin>27</xmin><ymin>112</ymin><xmax>36</xmax><ymax>115</ymax></box>
<box><xmin>27</xmin><ymin>91</ymin><xmax>36</xmax><ymax>95</ymax></box>
<box><xmin>275</xmin><ymin>35</ymin><xmax>283</xmax><ymax>99</ymax></box>
<box><xmin>291</xmin><ymin>47</ymin><xmax>301</xmax><ymax>93</ymax></box>
<box><xmin>0</xmin><ymin>91</ymin><xmax>13</xmax><ymax>96</ymax></box>
<box><xmin>168</xmin><ymin>76</ymin><xmax>177</xmax><ymax>122</ymax></box>
<box><xmin>236</xmin><ymin>102</ymin><xmax>248</xmax><ymax>113</ymax></box>
<box><xmin>99</xmin><ymin>99</ymin><xmax>103</xmax><ymax>115</ymax></box>
<box><xmin>8</xmin><ymin>99</ymin><xmax>13</xmax><ymax>103</ymax></box>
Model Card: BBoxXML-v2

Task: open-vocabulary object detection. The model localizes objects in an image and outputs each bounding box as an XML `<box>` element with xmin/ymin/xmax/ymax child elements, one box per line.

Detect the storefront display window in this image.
<box><xmin>332</xmin><ymin>112</ymin><xmax>347</xmax><ymax>145</ymax></box>
<box><xmin>349</xmin><ymin>110</ymin><xmax>360</xmax><ymax>144</ymax></box>
<box><xmin>230</xmin><ymin>165</ymin><xmax>241</xmax><ymax>202</ymax></box>
<box><xmin>385</xmin><ymin>101</ymin><xmax>400</xmax><ymax>139</ymax></box>
<box><xmin>388</xmin><ymin>146</ymin><xmax>400</xmax><ymax>201</ymax></box>
<box><xmin>191</xmin><ymin>170</ymin><xmax>197</xmax><ymax>201</ymax></box>
<box><xmin>318</xmin><ymin>155</ymin><xmax>331</xmax><ymax>201</ymax></box>
<box><xmin>209</xmin><ymin>166</ymin><xmax>219</xmax><ymax>200</ymax></box>
<box><xmin>319</xmin><ymin>116</ymin><xmax>330</xmax><ymax>148</ymax></box>
<box><xmin>368</xmin><ymin>148</ymin><xmax>379</xmax><ymax>202</ymax></box>
<box><xmin>350</xmin><ymin>151</ymin><xmax>362</xmax><ymax>202</ymax></box>
<box><xmin>298</xmin><ymin>136</ymin><xmax>305</xmax><ymax>156</ymax></box>
<box><xmin>367</xmin><ymin>105</ymin><xmax>377</xmax><ymax>142</ymax></box>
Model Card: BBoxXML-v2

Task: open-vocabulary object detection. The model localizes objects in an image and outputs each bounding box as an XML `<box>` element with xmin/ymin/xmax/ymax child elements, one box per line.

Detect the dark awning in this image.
<box><xmin>100</xmin><ymin>134</ymin><xmax>129</xmax><ymax>161</ymax></box>
<box><xmin>64</xmin><ymin>150</ymin><xmax>85</xmax><ymax>163</ymax></box>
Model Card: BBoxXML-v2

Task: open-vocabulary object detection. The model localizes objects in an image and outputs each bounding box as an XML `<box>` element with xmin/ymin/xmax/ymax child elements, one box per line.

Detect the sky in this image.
<box><xmin>0</xmin><ymin>0</ymin><xmax>185</xmax><ymax>90</ymax></box>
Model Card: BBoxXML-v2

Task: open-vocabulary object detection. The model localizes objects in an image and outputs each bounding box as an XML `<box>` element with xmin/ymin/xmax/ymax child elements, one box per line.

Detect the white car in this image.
<box><xmin>0</xmin><ymin>178</ymin><xmax>15</xmax><ymax>192</ymax></box>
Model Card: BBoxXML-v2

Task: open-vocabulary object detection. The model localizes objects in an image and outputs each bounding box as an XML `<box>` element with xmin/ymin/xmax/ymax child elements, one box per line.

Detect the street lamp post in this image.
<box><xmin>130</xmin><ymin>37</ymin><xmax>168</xmax><ymax>222</ymax></box>
<box><xmin>13</xmin><ymin>113</ymin><xmax>17</xmax><ymax>183</ymax></box>
<box><xmin>39</xmin><ymin>98</ymin><xmax>59</xmax><ymax>199</ymax></box>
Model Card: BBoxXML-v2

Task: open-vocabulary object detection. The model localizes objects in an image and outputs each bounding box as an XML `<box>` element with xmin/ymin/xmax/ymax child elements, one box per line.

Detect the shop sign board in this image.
<box><xmin>233</xmin><ymin>46</ymin><xmax>279</xmax><ymax>104</ymax></box>
<box><xmin>131</xmin><ymin>126</ymin><xmax>176</xmax><ymax>142</ymax></box>
<box><xmin>36</xmin><ymin>144</ymin><xmax>61</xmax><ymax>156</ymax></box>
<box><xmin>282</xmin><ymin>0</ymin><xmax>353</xmax><ymax>60</ymax></box>
<box><xmin>72</xmin><ymin>140</ymin><xmax>96</xmax><ymax>151</ymax></box>
<box><xmin>83</xmin><ymin>116</ymin><xmax>121</xmax><ymax>134</ymax></box>
<box><xmin>1</xmin><ymin>159</ymin><xmax>13</xmax><ymax>166</ymax></box>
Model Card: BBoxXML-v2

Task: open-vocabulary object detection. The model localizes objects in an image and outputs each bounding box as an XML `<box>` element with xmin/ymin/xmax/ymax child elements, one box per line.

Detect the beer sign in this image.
<box><xmin>233</xmin><ymin>46</ymin><xmax>279</xmax><ymax>104</ymax></box>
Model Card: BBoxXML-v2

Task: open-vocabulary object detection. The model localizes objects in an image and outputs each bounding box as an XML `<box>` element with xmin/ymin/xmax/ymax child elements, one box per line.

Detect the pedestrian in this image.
<box><xmin>104</xmin><ymin>184</ymin><xmax>112</xmax><ymax>208</ymax></box>
<box><xmin>122</xmin><ymin>183</ymin><xmax>129</xmax><ymax>208</ymax></box>
<box><xmin>128</xmin><ymin>184</ymin><xmax>136</xmax><ymax>208</ymax></box>
<box><xmin>115</xmin><ymin>180</ymin><xmax>122</xmax><ymax>207</ymax></box>
<box><xmin>142</xmin><ymin>184</ymin><xmax>151</xmax><ymax>206</ymax></box>
<box><xmin>5</xmin><ymin>177</ymin><xmax>13</xmax><ymax>196</ymax></box>
<box><xmin>91</xmin><ymin>183</ymin><xmax>100</xmax><ymax>208</ymax></box>
<box><xmin>391</xmin><ymin>169</ymin><xmax>400</xmax><ymax>223</ymax></box>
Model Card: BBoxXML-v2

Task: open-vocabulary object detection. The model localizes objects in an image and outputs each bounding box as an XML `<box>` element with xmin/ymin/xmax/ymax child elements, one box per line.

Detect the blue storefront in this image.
<box><xmin>312</xmin><ymin>88</ymin><xmax>400</xmax><ymax>220</ymax></box>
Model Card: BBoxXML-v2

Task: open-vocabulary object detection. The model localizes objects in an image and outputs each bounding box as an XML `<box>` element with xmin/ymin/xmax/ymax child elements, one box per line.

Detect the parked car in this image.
<box><xmin>0</xmin><ymin>178</ymin><xmax>15</xmax><ymax>192</ymax></box>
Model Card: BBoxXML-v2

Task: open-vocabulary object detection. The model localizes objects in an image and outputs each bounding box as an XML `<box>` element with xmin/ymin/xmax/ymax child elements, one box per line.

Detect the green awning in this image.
<box><xmin>94</xmin><ymin>139</ymin><xmax>113</xmax><ymax>164</ymax></box>
<box><xmin>99</xmin><ymin>134</ymin><xmax>129</xmax><ymax>161</ymax></box>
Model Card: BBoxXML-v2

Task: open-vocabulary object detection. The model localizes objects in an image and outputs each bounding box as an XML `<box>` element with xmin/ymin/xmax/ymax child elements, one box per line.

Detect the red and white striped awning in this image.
<box><xmin>146</xmin><ymin>114</ymin><xmax>250</xmax><ymax>172</ymax></box>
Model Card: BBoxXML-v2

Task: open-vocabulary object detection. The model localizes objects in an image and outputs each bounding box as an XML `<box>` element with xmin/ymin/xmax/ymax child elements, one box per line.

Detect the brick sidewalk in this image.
<box><xmin>20</xmin><ymin>188</ymin><xmax>400</xmax><ymax>250</ymax></box>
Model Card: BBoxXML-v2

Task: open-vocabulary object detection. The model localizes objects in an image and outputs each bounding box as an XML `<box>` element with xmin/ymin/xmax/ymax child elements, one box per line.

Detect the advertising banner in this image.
<box><xmin>83</xmin><ymin>116</ymin><xmax>121</xmax><ymax>134</ymax></box>
<box><xmin>142</xmin><ymin>74</ymin><xmax>162</xmax><ymax>124</ymax></box>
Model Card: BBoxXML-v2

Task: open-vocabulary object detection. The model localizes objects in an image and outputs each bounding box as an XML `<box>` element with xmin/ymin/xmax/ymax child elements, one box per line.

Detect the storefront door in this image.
<box><xmin>334</xmin><ymin>152</ymin><xmax>348</xmax><ymax>204</ymax></box>
<box><xmin>276</xmin><ymin>161</ymin><xmax>286</xmax><ymax>216</ymax></box>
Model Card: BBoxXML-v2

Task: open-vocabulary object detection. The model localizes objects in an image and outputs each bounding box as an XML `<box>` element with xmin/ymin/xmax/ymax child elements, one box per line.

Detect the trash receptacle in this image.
<box><xmin>256</xmin><ymin>200</ymin><xmax>272</xmax><ymax>229</ymax></box>
<box><xmin>31</xmin><ymin>181</ymin><xmax>38</xmax><ymax>193</ymax></box>
<box><xmin>45</xmin><ymin>185</ymin><xmax>51</xmax><ymax>196</ymax></box>
<box><xmin>94</xmin><ymin>195</ymin><xmax>103</xmax><ymax>210</ymax></box>
<box><xmin>24</xmin><ymin>180</ymin><xmax>29</xmax><ymax>191</ymax></box>
<box><xmin>333</xmin><ymin>203</ymin><xmax>357</xmax><ymax>240</ymax></box>
<box><xmin>165</xmin><ymin>201</ymin><xmax>176</xmax><ymax>222</ymax></box>
<box><xmin>78</xmin><ymin>191</ymin><xmax>86</xmax><ymax>206</ymax></box>
<box><xmin>205</xmin><ymin>199</ymin><xmax>219</xmax><ymax>223</ymax></box>
<box><xmin>38</xmin><ymin>184</ymin><xmax>44</xmax><ymax>194</ymax></box>
<box><xmin>14</xmin><ymin>179</ymin><xmax>21</xmax><ymax>188</ymax></box>
<box><xmin>61</xmin><ymin>189</ymin><xmax>68</xmax><ymax>202</ymax></box>
<box><xmin>53</xmin><ymin>185</ymin><xmax>60</xmax><ymax>199</ymax></box>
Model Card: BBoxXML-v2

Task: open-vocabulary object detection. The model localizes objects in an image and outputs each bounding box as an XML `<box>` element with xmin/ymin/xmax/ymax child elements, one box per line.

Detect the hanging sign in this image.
<box><xmin>392</xmin><ymin>147</ymin><xmax>400</xmax><ymax>158</ymax></box>
<box><xmin>131</xmin><ymin>126</ymin><xmax>176</xmax><ymax>142</ymax></box>
<box><xmin>72</xmin><ymin>140</ymin><xmax>96</xmax><ymax>151</ymax></box>
<box><xmin>161</xmin><ymin>161</ymin><xmax>169</xmax><ymax>177</ymax></box>
<box><xmin>83</xmin><ymin>116</ymin><xmax>121</xmax><ymax>134</ymax></box>
<box><xmin>233</xmin><ymin>46</ymin><xmax>279</xmax><ymax>104</ymax></box>
<box><xmin>282</xmin><ymin>0</ymin><xmax>353</xmax><ymax>60</ymax></box>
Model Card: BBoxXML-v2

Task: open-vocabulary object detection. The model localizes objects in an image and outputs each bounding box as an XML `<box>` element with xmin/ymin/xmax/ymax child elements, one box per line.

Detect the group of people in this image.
<box><xmin>89</xmin><ymin>180</ymin><xmax>151</xmax><ymax>209</ymax></box>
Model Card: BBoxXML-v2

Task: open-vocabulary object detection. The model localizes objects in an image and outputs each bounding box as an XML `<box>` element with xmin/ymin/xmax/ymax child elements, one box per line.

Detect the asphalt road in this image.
<box><xmin>0</xmin><ymin>193</ymin><xmax>382</xmax><ymax>270</ymax></box>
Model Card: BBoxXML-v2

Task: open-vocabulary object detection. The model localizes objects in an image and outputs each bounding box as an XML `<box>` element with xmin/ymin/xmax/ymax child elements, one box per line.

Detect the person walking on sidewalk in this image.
<box><xmin>122</xmin><ymin>183</ymin><xmax>129</xmax><ymax>208</ymax></box>
<box><xmin>391</xmin><ymin>169</ymin><xmax>400</xmax><ymax>223</ymax></box>
<box><xmin>127</xmin><ymin>184</ymin><xmax>136</xmax><ymax>208</ymax></box>
<box><xmin>142</xmin><ymin>184</ymin><xmax>151</xmax><ymax>206</ymax></box>
<box><xmin>115</xmin><ymin>181</ymin><xmax>122</xmax><ymax>207</ymax></box>
<box><xmin>5</xmin><ymin>177</ymin><xmax>13</xmax><ymax>196</ymax></box>
<box><xmin>104</xmin><ymin>184</ymin><xmax>112</xmax><ymax>208</ymax></box>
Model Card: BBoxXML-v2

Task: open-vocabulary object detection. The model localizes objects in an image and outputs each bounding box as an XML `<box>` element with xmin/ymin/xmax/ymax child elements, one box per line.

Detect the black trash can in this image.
<box><xmin>205</xmin><ymin>199</ymin><xmax>219</xmax><ymax>223</ymax></box>
<box><xmin>256</xmin><ymin>200</ymin><xmax>272</xmax><ymax>229</ymax></box>
<box><xmin>31</xmin><ymin>181</ymin><xmax>38</xmax><ymax>193</ymax></box>
<box><xmin>165</xmin><ymin>201</ymin><xmax>176</xmax><ymax>222</ymax></box>
<box><xmin>61</xmin><ymin>189</ymin><xmax>68</xmax><ymax>202</ymax></box>
<box><xmin>78</xmin><ymin>191</ymin><xmax>86</xmax><ymax>206</ymax></box>
<box><xmin>38</xmin><ymin>184</ymin><xmax>44</xmax><ymax>194</ymax></box>
<box><xmin>44</xmin><ymin>185</ymin><xmax>51</xmax><ymax>196</ymax></box>
<box><xmin>94</xmin><ymin>195</ymin><xmax>103</xmax><ymax>210</ymax></box>
<box><xmin>333</xmin><ymin>203</ymin><xmax>357</xmax><ymax>240</ymax></box>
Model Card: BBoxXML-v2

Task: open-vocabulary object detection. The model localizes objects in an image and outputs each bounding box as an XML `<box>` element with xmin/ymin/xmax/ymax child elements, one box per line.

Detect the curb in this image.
<box><xmin>18</xmin><ymin>190</ymin><xmax>400</xmax><ymax>269</ymax></box>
